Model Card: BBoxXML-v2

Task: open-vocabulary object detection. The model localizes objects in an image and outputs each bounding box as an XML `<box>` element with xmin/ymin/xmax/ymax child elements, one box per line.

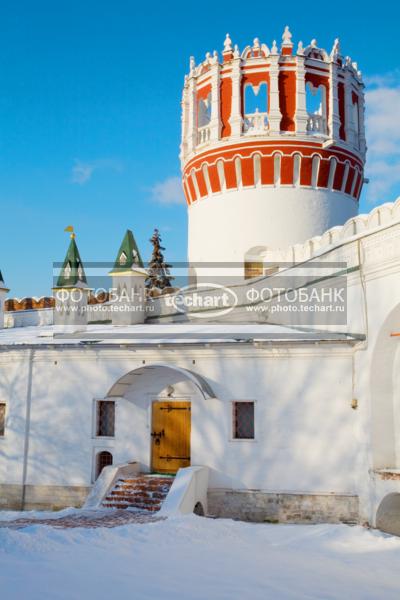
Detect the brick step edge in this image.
<box><xmin>104</xmin><ymin>497</ymin><xmax>162</xmax><ymax>505</ymax></box>
<box><xmin>102</xmin><ymin>503</ymin><xmax>160</xmax><ymax>511</ymax></box>
<box><xmin>109</xmin><ymin>492</ymin><xmax>168</xmax><ymax>500</ymax></box>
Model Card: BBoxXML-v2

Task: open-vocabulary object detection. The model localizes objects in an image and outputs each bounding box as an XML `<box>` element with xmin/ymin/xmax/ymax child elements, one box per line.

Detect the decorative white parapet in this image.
<box><xmin>83</xmin><ymin>461</ymin><xmax>141</xmax><ymax>509</ymax></box>
<box><xmin>306</xmin><ymin>113</ymin><xmax>327</xmax><ymax>134</ymax></box>
<box><xmin>159</xmin><ymin>466</ymin><xmax>209</xmax><ymax>516</ymax></box>
<box><xmin>265</xmin><ymin>197</ymin><xmax>400</xmax><ymax>265</ymax></box>
<box><xmin>243</xmin><ymin>109</ymin><xmax>269</xmax><ymax>134</ymax></box>
<box><xmin>146</xmin><ymin>197</ymin><xmax>400</xmax><ymax>324</ymax></box>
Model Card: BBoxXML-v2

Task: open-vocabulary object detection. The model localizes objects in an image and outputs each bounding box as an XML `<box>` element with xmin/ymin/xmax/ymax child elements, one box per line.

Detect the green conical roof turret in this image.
<box><xmin>112</xmin><ymin>229</ymin><xmax>144</xmax><ymax>272</ymax></box>
<box><xmin>56</xmin><ymin>233</ymin><xmax>87</xmax><ymax>288</ymax></box>
<box><xmin>0</xmin><ymin>270</ymin><xmax>9</xmax><ymax>291</ymax></box>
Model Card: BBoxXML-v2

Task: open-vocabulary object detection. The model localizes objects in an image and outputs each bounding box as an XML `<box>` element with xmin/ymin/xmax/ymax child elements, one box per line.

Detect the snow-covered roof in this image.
<box><xmin>0</xmin><ymin>323</ymin><xmax>361</xmax><ymax>347</ymax></box>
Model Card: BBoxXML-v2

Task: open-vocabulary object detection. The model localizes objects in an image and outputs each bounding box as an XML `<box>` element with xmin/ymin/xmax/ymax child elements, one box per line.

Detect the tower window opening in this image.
<box><xmin>306</xmin><ymin>82</ymin><xmax>327</xmax><ymax>135</ymax></box>
<box><xmin>243</xmin><ymin>83</ymin><xmax>268</xmax><ymax>134</ymax></box>
<box><xmin>197</xmin><ymin>93</ymin><xmax>211</xmax><ymax>144</ymax></box>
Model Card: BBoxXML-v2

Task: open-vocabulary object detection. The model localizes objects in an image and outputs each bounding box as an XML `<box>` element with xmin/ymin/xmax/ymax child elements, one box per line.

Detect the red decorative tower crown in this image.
<box><xmin>180</xmin><ymin>27</ymin><xmax>367</xmax><ymax>272</ymax></box>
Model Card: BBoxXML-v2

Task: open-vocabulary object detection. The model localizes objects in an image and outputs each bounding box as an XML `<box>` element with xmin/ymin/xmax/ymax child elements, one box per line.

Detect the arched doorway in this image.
<box><xmin>104</xmin><ymin>364</ymin><xmax>217</xmax><ymax>474</ymax></box>
<box><xmin>370</xmin><ymin>303</ymin><xmax>400</xmax><ymax>469</ymax></box>
<box><xmin>376</xmin><ymin>494</ymin><xmax>400</xmax><ymax>536</ymax></box>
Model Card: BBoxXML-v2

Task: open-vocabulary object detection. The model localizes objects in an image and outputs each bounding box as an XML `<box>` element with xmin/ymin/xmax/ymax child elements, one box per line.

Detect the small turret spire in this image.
<box><xmin>56</xmin><ymin>229</ymin><xmax>87</xmax><ymax>288</ymax></box>
<box><xmin>112</xmin><ymin>229</ymin><xmax>144</xmax><ymax>272</ymax></box>
<box><xmin>0</xmin><ymin>270</ymin><xmax>9</xmax><ymax>291</ymax></box>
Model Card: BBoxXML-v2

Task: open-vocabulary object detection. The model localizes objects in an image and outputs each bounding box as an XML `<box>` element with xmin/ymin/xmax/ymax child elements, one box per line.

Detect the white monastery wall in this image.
<box><xmin>0</xmin><ymin>344</ymin><xmax>357</xmax><ymax>503</ymax></box>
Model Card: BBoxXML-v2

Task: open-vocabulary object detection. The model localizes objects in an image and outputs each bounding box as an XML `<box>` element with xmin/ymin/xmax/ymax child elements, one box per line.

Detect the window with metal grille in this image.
<box><xmin>0</xmin><ymin>403</ymin><xmax>5</xmax><ymax>436</ymax></box>
<box><xmin>96</xmin><ymin>401</ymin><xmax>115</xmax><ymax>437</ymax></box>
<box><xmin>96</xmin><ymin>451</ymin><xmax>113</xmax><ymax>479</ymax></box>
<box><xmin>233</xmin><ymin>402</ymin><xmax>255</xmax><ymax>439</ymax></box>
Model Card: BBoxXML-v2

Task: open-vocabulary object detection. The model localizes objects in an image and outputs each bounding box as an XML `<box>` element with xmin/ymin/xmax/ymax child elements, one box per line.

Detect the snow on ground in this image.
<box><xmin>0</xmin><ymin>514</ymin><xmax>400</xmax><ymax>600</ymax></box>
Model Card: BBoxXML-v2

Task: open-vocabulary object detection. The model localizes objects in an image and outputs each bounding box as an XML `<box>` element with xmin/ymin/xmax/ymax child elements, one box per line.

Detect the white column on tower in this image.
<box><xmin>294</xmin><ymin>42</ymin><xmax>309</xmax><ymax>134</ymax></box>
<box><xmin>344</xmin><ymin>66</ymin><xmax>356</xmax><ymax>146</ymax></box>
<box><xmin>268</xmin><ymin>41</ymin><xmax>282</xmax><ymax>133</ymax></box>
<box><xmin>357</xmin><ymin>81</ymin><xmax>367</xmax><ymax>156</ymax></box>
<box><xmin>328</xmin><ymin>40</ymin><xmax>341</xmax><ymax>140</ymax></box>
<box><xmin>328</xmin><ymin>63</ymin><xmax>341</xmax><ymax>140</ymax></box>
<box><xmin>180</xmin><ymin>79</ymin><xmax>189</xmax><ymax>163</ymax></box>
<box><xmin>187</xmin><ymin>59</ymin><xmax>198</xmax><ymax>155</ymax></box>
<box><xmin>209</xmin><ymin>54</ymin><xmax>221</xmax><ymax>142</ymax></box>
<box><xmin>229</xmin><ymin>50</ymin><xmax>242</xmax><ymax>138</ymax></box>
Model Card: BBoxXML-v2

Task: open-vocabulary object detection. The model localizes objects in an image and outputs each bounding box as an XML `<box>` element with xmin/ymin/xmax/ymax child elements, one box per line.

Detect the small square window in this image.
<box><xmin>96</xmin><ymin>401</ymin><xmax>115</xmax><ymax>437</ymax></box>
<box><xmin>0</xmin><ymin>403</ymin><xmax>6</xmax><ymax>436</ymax></box>
<box><xmin>233</xmin><ymin>402</ymin><xmax>254</xmax><ymax>439</ymax></box>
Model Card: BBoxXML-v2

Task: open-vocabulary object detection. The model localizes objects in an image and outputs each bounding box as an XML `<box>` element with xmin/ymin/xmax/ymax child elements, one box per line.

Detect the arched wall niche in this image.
<box><xmin>370</xmin><ymin>302</ymin><xmax>400</xmax><ymax>469</ymax></box>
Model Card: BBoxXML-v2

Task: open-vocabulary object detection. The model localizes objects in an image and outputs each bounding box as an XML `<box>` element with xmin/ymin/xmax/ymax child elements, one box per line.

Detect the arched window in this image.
<box><xmin>306</xmin><ymin>82</ymin><xmax>327</xmax><ymax>134</ymax></box>
<box><xmin>198</xmin><ymin>93</ymin><xmax>211</xmax><ymax>128</ymax></box>
<box><xmin>243</xmin><ymin>83</ymin><xmax>268</xmax><ymax>133</ymax></box>
<box><xmin>197</xmin><ymin>93</ymin><xmax>212</xmax><ymax>144</ymax></box>
<box><xmin>244</xmin><ymin>82</ymin><xmax>268</xmax><ymax>114</ymax></box>
<box><xmin>96</xmin><ymin>451</ymin><xmax>113</xmax><ymax>479</ymax></box>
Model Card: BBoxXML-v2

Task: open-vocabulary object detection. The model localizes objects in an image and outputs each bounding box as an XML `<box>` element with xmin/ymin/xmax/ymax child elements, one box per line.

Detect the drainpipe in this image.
<box><xmin>21</xmin><ymin>347</ymin><xmax>34</xmax><ymax>510</ymax></box>
<box><xmin>357</xmin><ymin>237</ymin><xmax>369</xmax><ymax>344</ymax></box>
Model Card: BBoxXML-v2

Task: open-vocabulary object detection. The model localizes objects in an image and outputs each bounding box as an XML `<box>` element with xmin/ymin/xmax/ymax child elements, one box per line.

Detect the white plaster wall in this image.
<box><xmin>4</xmin><ymin>308</ymin><xmax>53</xmax><ymax>328</ymax></box>
<box><xmin>0</xmin><ymin>346</ymin><xmax>357</xmax><ymax>497</ymax></box>
<box><xmin>188</xmin><ymin>187</ymin><xmax>358</xmax><ymax>269</ymax></box>
<box><xmin>0</xmin><ymin>351</ymin><xmax>32</xmax><ymax>485</ymax></box>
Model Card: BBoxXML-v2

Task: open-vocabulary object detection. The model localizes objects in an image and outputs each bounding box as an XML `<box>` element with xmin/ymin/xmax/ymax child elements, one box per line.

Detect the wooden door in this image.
<box><xmin>151</xmin><ymin>401</ymin><xmax>191</xmax><ymax>473</ymax></box>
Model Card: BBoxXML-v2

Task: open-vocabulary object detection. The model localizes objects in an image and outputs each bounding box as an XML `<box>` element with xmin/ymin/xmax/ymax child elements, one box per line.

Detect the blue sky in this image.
<box><xmin>0</xmin><ymin>0</ymin><xmax>399</xmax><ymax>297</ymax></box>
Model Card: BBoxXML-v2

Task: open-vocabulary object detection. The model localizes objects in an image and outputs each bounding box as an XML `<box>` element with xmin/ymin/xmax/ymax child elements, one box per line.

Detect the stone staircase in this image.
<box><xmin>102</xmin><ymin>474</ymin><xmax>174</xmax><ymax>512</ymax></box>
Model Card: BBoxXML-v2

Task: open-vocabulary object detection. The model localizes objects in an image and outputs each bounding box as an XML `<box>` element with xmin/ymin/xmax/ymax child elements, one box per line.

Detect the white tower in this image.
<box><xmin>180</xmin><ymin>29</ymin><xmax>366</xmax><ymax>279</ymax></box>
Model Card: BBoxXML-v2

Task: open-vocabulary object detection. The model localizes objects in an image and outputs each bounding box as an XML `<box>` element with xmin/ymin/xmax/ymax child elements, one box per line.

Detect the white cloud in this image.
<box><xmin>150</xmin><ymin>176</ymin><xmax>185</xmax><ymax>205</ymax></box>
<box><xmin>71</xmin><ymin>161</ymin><xmax>94</xmax><ymax>184</ymax></box>
<box><xmin>71</xmin><ymin>159</ymin><xmax>123</xmax><ymax>185</ymax></box>
<box><xmin>365</xmin><ymin>73</ymin><xmax>400</xmax><ymax>204</ymax></box>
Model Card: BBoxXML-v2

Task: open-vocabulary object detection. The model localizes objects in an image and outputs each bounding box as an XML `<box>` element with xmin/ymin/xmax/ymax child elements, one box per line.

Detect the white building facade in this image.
<box><xmin>0</xmin><ymin>29</ymin><xmax>400</xmax><ymax>535</ymax></box>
